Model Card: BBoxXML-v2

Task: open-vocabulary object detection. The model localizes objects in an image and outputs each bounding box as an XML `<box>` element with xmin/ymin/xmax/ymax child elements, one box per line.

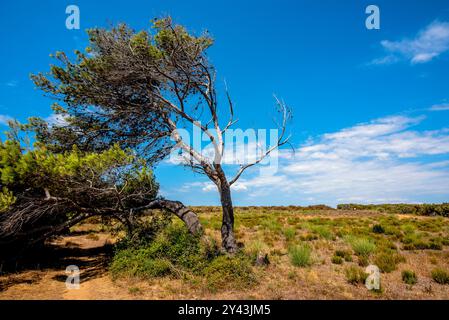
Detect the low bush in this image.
<box><xmin>345</xmin><ymin>266</ymin><xmax>368</xmax><ymax>285</ymax></box>
<box><xmin>203</xmin><ymin>254</ymin><xmax>256</xmax><ymax>291</ymax></box>
<box><xmin>373</xmin><ymin>251</ymin><xmax>405</xmax><ymax>273</ymax></box>
<box><xmin>335</xmin><ymin>249</ymin><xmax>353</xmax><ymax>262</ymax></box>
<box><xmin>372</xmin><ymin>224</ymin><xmax>385</xmax><ymax>234</ymax></box>
<box><xmin>337</xmin><ymin>203</ymin><xmax>449</xmax><ymax>217</ymax></box>
<box><xmin>431</xmin><ymin>268</ymin><xmax>449</xmax><ymax>285</ymax></box>
<box><xmin>402</xmin><ymin>235</ymin><xmax>443</xmax><ymax>251</ymax></box>
<box><xmin>401</xmin><ymin>270</ymin><xmax>417</xmax><ymax>285</ymax></box>
<box><xmin>331</xmin><ymin>255</ymin><xmax>343</xmax><ymax>264</ymax></box>
<box><xmin>283</xmin><ymin>228</ymin><xmax>296</xmax><ymax>241</ymax></box>
<box><xmin>110</xmin><ymin>223</ymin><xmax>256</xmax><ymax>291</ymax></box>
<box><xmin>310</xmin><ymin>225</ymin><xmax>334</xmax><ymax>240</ymax></box>
<box><xmin>110</xmin><ymin>223</ymin><xmax>209</xmax><ymax>279</ymax></box>
<box><xmin>347</xmin><ymin>237</ymin><xmax>376</xmax><ymax>258</ymax></box>
<box><xmin>245</xmin><ymin>239</ymin><xmax>269</xmax><ymax>264</ymax></box>
<box><xmin>358</xmin><ymin>256</ymin><xmax>369</xmax><ymax>267</ymax></box>
<box><xmin>110</xmin><ymin>251</ymin><xmax>173</xmax><ymax>279</ymax></box>
<box><xmin>289</xmin><ymin>244</ymin><xmax>312</xmax><ymax>267</ymax></box>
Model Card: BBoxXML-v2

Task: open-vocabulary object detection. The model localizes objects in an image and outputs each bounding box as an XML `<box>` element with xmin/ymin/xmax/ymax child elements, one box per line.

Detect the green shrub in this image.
<box><xmin>345</xmin><ymin>266</ymin><xmax>368</xmax><ymax>285</ymax></box>
<box><xmin>376</xmin><ymin>238</ymin><xmax>398</xmax><ymax>251</ymax></box>
<box><xmin>331</xmin><ymin>255</ymin><xmax>343</xmax><ymax>264</ymax></box>
<box><xmin>374</xmin><ymin>252</ymin><xmax>405</xmax><ymax>273</ymax></box>
<box><xmin>402</xmin><ymin>234</ymin><xmax>443</xmax><ymax>251</ymax></box>
<box><xmin>203</xmin><ymin>254</ymin><xmax>256</xmax><ymax>291</ymax></box>
<box><xmin>245</xmin><ymin>239</ymin><xmax>267</xmax><ymax>255</ymax></box>
<box><xmin>347</xmin><ymin>237</ymin><xmax>376</xmax><ymax>257</ymax></box>
<box><xmin>111</xmin><ymin>224</ymin><xmax>215</xmax><ymax>279</ymax></box>
<box><xmin>128</xmin><ymin>287</ymin><xmax>142</xmax><ymax>295</ymax></box>
<box><xmin>335</xmin><ymin>249</ymin><xmax>353</xmax><ymax>261</ymax></box>
<box><xmin>261</xmin><ymin>217</ymin><xmax>282</xmax><ymax>233</ymax></box>
<box><xmin>111</xmin><ymin>223</ymin><xmax>256</xmax><ymax>292</ymax></box>
<box><xmin>283</xmin><ymin>228</ymin><xmax>296</xmax><ymax>241</ymax></box>
<box><xmin>431</xmin><ymin>268</ymin><xmax>449</xmax><ymax>284</ymax></box>
<box><xmin>310</xmin><ymin>225</ymin><xmax>333</xmax><ymax>240</ymax></box>
<box><xmin>358</xmin><ymin>256</ymin><xmax>369</xmax><ymax>267</ymax></box>
<box><xmin>429</xmin><ymin>238</ymin><xmax>443</xmax><ymax>250</ymax></box>
<box><xmin>337</xmin><ymin>203</ymin><xmax>449</xmax><ymax>217</ymax></box>
<box><xmin>289</xmin><ymin>244</ymin><xmax>312</xmax><ymax>267</ymax></box>
<box><xmin>401</xmin><ymin>270</ymin><xmax>417</xmax><ymax>285</ymax></box>
<box><xmin>372</xmin><ymin>224</ymin><xmax>385</xmax><ymax>234</ymax></box>
<box><xmin>110</xmin><ymin>251</ymin><xmax>172</xmax><ymax>279</ymax></box>
<box><xmin>401</xmin><ymin>224</ymin><xmax>416</xmax><ymax>235</ymax></box>
<box><xmin>245</xmin><ymin>239</ymin><xmax>270</xmax><ymax>264</ymax></box>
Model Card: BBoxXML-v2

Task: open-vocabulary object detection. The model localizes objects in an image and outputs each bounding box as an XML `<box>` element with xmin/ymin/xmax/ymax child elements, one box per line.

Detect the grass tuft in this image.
<box><xmin>289</xmin><ymin>243</ymin><xmax>312</xmax><ymax>267</ymax></box>
<box><xmin>373</xmin><ymin>251</ymin><xmax>405</xmax><ymax>273</ymax></box>
<box><xmin>347</xmin><ymin>237</ymin><xmax>376</xmax><ymax>257</ymax></box>
<box><xmin>331</xmin><ymin>255</ymin><xmax>343</xmax><ymax>264</ymax></box>
<box><xmin>335</xmin><ymin>249</ymin><xmax>353</xmax><ymax>262</ymax></box>
<box><xmin>345</xmin><ymin>266</ymin><xmax>368</xmax><ymax>285</ymax></box>
<box><xmin>431</xmin><ymin>268</ymin><xmax>449</xmax><ymax>285</ymax></box>
<box><xmin>401</xmin><ymin>270</ymin><xmax>417</xmax><ymax>285</ymax></box>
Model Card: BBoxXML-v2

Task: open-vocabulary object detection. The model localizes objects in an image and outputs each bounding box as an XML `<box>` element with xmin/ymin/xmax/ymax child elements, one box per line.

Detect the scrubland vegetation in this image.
<box><xmin>1</xmin><ymin>206</ymin><xmax>448</xmax><ymax>300</ymax></box>
<box><xmin>337</xmin><ymin>203</ymin><xmax>449</xmax><ymax>217</ymax></box>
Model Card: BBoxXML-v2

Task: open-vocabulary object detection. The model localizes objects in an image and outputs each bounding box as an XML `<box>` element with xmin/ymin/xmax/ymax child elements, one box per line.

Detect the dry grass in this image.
<box><xmin>1</xmin><ymin>207</ymin><xmax>449</xmax><ymax>300</ymax></box>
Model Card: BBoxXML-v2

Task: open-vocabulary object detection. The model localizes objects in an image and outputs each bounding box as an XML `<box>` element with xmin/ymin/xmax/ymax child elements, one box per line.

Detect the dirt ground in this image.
<box><xmin>1</xmin><ymin>209</ymin><xmax>448</xmax><ymax>300</ymax></box>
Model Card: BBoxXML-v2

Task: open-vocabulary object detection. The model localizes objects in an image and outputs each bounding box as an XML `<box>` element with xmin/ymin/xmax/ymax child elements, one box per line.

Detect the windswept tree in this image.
<box><xmin>0</xmin><ymin>137</ymin><xmax>201</xmax><ymax>257</ymax></box>
<box><xmin>31</xmin><ymin>17</ymin><xmax>291</xmax><ymax>253</ymax></box>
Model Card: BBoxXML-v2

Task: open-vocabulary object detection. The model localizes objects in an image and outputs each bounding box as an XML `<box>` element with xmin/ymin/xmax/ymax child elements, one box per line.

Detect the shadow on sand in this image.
<box><xmin>0</xmin><ymin>241</ymin><xmax>113</xmax><ymax>292</ymax></box>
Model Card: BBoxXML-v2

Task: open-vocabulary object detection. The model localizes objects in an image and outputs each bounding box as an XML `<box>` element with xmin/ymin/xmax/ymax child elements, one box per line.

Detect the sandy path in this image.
<box><xmin>0</xmin><ymin>226</ymin><xmax>130</xmax><ymax>300</ymax></box>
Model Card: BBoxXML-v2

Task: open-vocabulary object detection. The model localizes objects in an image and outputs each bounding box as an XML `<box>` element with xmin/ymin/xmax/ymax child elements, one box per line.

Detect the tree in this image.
<box><xmin>0</xmin><ymin>138</ymin><xmax>201</xmax><ymax>258</ymax></box>
<box><xmin>31</xmin><ymin>17</ymin><xmax>291</xmax><ymax>253</ymax></box>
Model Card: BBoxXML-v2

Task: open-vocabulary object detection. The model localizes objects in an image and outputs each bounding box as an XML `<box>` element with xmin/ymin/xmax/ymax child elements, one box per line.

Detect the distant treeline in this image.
<box><xmin>190</xmin><ymin>205</ymin><xmax>335</xmax><ymax>214</ymax></box>
<box><xmin>336</xmin><ymin>203</ymin><xmax>449</xmax><ymax>217</ymax></box>
<box><xmin>190</xmin><ymin>204</ymin><xmax>449</xmax><ymax>217</ymax></box>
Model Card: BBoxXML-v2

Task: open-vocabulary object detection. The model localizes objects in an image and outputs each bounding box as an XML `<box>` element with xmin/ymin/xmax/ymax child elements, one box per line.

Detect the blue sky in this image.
<box><xmin>1</xmin><ymin>0</ymin><xmax>449</xmax><ymax>206</ymax></box>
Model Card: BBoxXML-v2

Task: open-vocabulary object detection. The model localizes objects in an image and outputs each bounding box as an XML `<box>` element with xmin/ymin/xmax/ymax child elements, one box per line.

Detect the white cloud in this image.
<box><xmin>373</xmin><ymin>21</ymin><xmax>449</xmax><ymax>65</ymax></box>
<box><xmin>181</xmin><ymin>181</ymin><xmax>248</xmax><ymax>193</ymax></box>
<box><xmin>45</xmin><ymin>113</ymin><xmax>69</xmax><ymax>126</ymax></box>
<box><xmin>0</xmin><ymin>114</ymin><xmax>13</xmax><ymax>125</ymax></box>
<box><xmin>179</xmin><ymin>113</ymin><xmax>449</xmax><ymax>205</ymax></box>
<box><xmin>430</xmin><ymin>103</ymin><xmax>449</xmax><ymax>111</ymax></box>
<box><xmin>368</xmin><ymin>55</ymin><xmax>399</xmax><ymax>66</ymax></box>
<box><xmin>5</xmin><ymin>80</ymin><xmax>18</xmax><ymax>87</ymax></box>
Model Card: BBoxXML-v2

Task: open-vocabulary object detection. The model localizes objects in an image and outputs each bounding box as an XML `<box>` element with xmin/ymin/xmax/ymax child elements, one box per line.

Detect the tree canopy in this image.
<box><xmin>31</xmin><ymin>18</ymin><xmax>214</xmax><ymax>163</ymax></box>
<box><xmin>0</xmin><ymin>139</ymin><xmax>158</xmax><ymax>252</ymax></box>
<box><xmin>27</xmin><ymin>17</ymin><xmax>290</xmax><ymax>253</ymax></box>
<box><xmin>0</xmin><ymin>132</ymin><xmax>201</xmax><ymax>259</ymax></box>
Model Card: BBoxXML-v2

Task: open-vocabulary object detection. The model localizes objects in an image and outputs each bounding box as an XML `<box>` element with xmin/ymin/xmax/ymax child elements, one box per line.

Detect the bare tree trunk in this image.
<box><xmin>219</xmin><ymin>182</ymin><xmax>238</xmax><ymax>253</ymax></box>
<box><xmin>134</xmin><ymin>199</ymin><xmax>203</xmax><ymax>235</ymax></box>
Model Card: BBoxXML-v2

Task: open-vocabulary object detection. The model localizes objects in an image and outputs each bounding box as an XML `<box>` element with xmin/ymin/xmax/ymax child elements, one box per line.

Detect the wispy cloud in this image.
<box><xmin>0</xmin><ymin>114</ymin><xmax>13</xmax><ymax>125</ymax></box>
<box><xmin>430</xmin><ymin>103</ymin><xmax>449</xmax><ymax>111</ymax></box>
<box><xmin>179</xmin><ymin>114</ymin><xmax>449</xmax><ymax>205</ymax></box>
<box><xmin>367</xmin><ymin>55</ymin><xmax>399</xmax><ymax>66</ymax></box>
<box><xmin>182</xmin><ymin>181</ymin><xmax>248</xmax><ymax>193</ymax></box>
<box><xmin>372</xmin><ymin>20</ymin><xmax>449</xmax><ymax>65</ymax></box>
<box><xmin>5</xmin><ymin>80</ymin><xmax>18</xmax><ymax>87</ymax></box>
